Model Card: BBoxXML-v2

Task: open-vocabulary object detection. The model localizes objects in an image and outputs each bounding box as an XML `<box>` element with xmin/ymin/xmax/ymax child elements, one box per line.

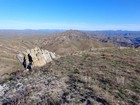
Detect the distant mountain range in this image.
<box><xmin>0</xmin><ymin>29</ymin><xmax>140</xmax><ymax>47</ymax></box>
<box><xmin>0</xmin><ymin>29</ymin><xmax>65</xmax><ymax>37</ymax></box>
<box><xmin>85</xmin><ymin>30</ymin><xmax>140</xmax><ymax>47</ymax></box>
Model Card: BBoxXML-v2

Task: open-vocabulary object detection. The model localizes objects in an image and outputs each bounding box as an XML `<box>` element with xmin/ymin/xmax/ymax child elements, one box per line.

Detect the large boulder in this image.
<box><xmin>16</xmin><ymin>47</ymin><xmax>59</xmax><ymax>70</ymax></box>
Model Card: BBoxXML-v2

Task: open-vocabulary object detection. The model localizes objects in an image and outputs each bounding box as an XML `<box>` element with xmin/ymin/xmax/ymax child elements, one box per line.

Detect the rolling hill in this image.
<box><xmin>0</xmin><ymin>30</ymin><xmax>115</xmax><ymax>75</ymax></box>
<box><xmin>40</xmin><ymin>30</ymin><xmax>114</xmax><ymax>55</ymax></box>
<box><xmin>0</xmin><ymin>30</ymin><xmax>139</xmax><ymax>105</ymax></box>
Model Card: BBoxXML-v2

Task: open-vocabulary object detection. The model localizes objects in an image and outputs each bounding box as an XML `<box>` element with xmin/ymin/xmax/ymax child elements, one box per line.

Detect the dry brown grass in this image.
<box><xmin>0</xmin><ymin>31</ymin><xmax>139</xmax><ymax>104</ymax></box>
<box><xmin>0</xmin><ymin>30</ymin><xmax>114</xmax><ymax>76</ymax></box>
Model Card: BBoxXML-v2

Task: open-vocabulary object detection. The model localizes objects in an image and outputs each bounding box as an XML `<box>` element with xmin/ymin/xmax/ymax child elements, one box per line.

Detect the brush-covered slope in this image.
<box><xmin>0</xmin><ymin>48</ymin><xmax>139</xmax><ymax>105</ymax></box>
<box><xmin>41</xmin><ymin>30</ymin><xmax>114</xmax><ymax>55</ymax></box>
<box><xmin>0</xmin><ymin>30</ymin><xmax>139</xmax><ymax>104</ymax></box>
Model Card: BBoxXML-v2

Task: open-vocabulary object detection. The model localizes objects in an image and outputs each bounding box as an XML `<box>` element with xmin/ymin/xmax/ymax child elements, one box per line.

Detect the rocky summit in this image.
<box><xmin>16</xmin><ymin>47</ymin><xmax>59</xmax><ymax>70</ymax></box>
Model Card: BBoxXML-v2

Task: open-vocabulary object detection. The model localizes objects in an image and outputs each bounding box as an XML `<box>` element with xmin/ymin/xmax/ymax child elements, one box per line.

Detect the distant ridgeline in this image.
<box><xmin>85</xmin><ymin>30</ymin><xmax>140</xmax><ymax>48</ymax></box>
<box><xmin>0</xmin><ymin>30</ymin><xmax>140</xmax><ymax>47</ymax></box>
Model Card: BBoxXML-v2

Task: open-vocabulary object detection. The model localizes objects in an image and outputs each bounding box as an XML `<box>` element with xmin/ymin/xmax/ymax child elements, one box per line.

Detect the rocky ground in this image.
<box><xmin>0</xmin><ymin>48</ymin><xmax>140</xmax><ymax>105</ymax></box>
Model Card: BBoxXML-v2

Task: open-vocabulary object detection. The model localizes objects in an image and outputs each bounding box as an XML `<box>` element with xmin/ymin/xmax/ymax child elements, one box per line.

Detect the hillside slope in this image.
<box><xmin>41</xmin><ymin>30</ymin><xmax>114</xmax><ymax>55</ymax></box>
<box><xmin>0</xmin><ymin>48</ymin><xmax>139</xmax><ymax>105</ymax></box>
<box><xmin>0</xmin><ymin>30</ymin><xmax>114</xmax><ymax>75</ymax></box>
<box><xmin>0</xmin><ymin>36</ymin><xmax>44</xmax><ymax>75</ymax></box>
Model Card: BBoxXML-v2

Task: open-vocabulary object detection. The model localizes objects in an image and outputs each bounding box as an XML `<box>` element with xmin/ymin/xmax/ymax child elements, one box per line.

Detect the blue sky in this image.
<box><xmin>0</xmin><ymin>0</ymin><xmax>140</xmax><ymax>30</ymax></box>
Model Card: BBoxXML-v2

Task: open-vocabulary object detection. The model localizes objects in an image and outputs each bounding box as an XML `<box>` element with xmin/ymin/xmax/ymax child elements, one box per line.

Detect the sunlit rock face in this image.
<box><xmin>0</xmin><ymin>85</ymin><xmax>4</xmax><ymax>97</ymax></box>
<box><xmin>16</xmin><ymin>47</ymin><xmax>59</xmax><ymax>70</ymax></box>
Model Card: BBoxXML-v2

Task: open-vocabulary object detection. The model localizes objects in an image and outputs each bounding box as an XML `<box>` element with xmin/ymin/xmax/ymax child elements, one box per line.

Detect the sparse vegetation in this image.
<box><xmin>0</xmin><ymin>30</ymin><xmax>140</xmax><ymax>105</ymax></box>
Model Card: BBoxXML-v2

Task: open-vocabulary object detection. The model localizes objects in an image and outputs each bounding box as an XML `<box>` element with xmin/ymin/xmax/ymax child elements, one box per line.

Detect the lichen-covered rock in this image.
<box><xmin>16</xmin><ymin>47</ymin><xmax>59</xmax><ymax>70</ymax></box>
<box><xmin>0</xmin><ymin>85</ymin><xmax>4</xmax><ymax>97</ymax></box>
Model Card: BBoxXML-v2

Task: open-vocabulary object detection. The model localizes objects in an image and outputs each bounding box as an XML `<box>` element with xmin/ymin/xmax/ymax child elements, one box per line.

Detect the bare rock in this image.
<box><xmin>16</xmin><ymin>47</ymin><xmax>60</xmax><ymax>70</ymax></box>
<box><xmin>16</xmin><ymin>53</ymin><xmax>24</xmax><ymax>64</ymax></box>
<box><xmin>0</xmin><ymin>85</ymin><xmax>4</xmax><ymax>97</ymax></box>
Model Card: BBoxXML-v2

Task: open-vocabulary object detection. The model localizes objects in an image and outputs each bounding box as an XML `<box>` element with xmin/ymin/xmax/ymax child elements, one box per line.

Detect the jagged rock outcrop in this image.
<box><xmin>16</xmin><ymin>47</ymin><xmax>59</xmax><ymax>69</ymax></box>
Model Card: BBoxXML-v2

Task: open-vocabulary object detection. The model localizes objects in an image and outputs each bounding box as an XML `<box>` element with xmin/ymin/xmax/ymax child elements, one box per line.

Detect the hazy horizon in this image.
<box><xmin>0</xmin><ymin>29</ymin><xmax>140</xmax><ymax>31</ymax></box>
